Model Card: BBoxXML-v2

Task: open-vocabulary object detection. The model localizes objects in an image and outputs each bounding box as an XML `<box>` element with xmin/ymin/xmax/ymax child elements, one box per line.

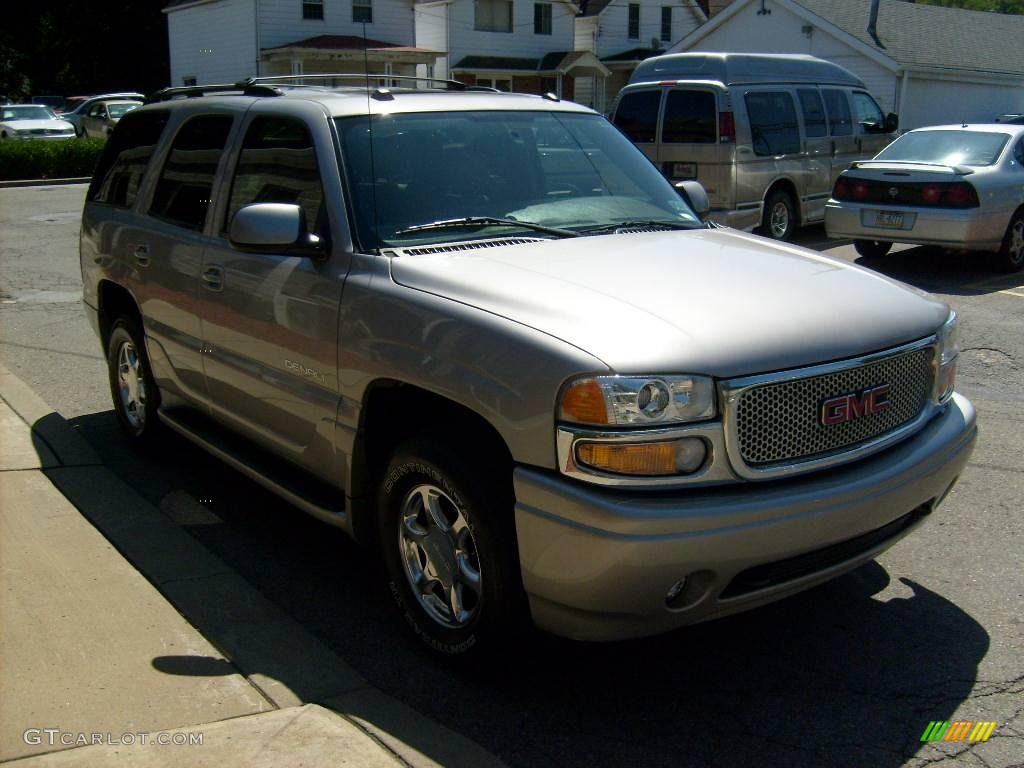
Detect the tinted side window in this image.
<box><xmin>150</xmin><ymin>115</ymin><xmax>233</xmax><ymax>231</ymax></box>
<box><xmin>797</xmin><ymin>89</ymin><xmax>826</xmax><ymax>139</ymax></box>
<box><xmin>852</xmin><ymin>91</ymin><xmax>885</xmax><ymax>131</ymax></box>
<box><xmin>745</xmin><ymin>91</ymin><xmax>800</xmax><ymax>156</ymax></box>
<box><xmin>1015</xmin><ymin>138</ymin><xmax>1024</xmax><ymax>165</ymax></box>
<box><xmin>613</xmin><ymin>91</ymin><xmax>661</xmax><ymax>143</ymax></box>
<box><xmin>662</xmin><ymin>90</ymin><xmax>716</xmax><ymax>144</ymax></box>
<box><xmin>822</xmin><ymin>89</ymin><xmax>853</xmax><ymax>136</ymax></box>
<box><xmin>87</xmin><ymin>110</ymin><xmax>170</xmax><ymax>207</ymax></box>
<box><xmin>226</xmin><ymin>117</ymin><xmax>327</xmax><ymax>238</ymax></box>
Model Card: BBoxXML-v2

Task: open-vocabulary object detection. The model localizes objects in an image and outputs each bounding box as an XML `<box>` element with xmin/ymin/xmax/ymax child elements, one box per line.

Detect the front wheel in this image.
<box><xmin>854</xmin><ymin>239</ymin><xmax>892</xmax><ymax>259</ymax></box>
<box><xmin>378</xmin><ymin>440</ymin><xmax>524</xmax><ymax>655</ymax></box>
<box><xmin>760</xmin><ymin>189</ymin><xmax>796</xmax><ymax>241</ymax></box>
<box><xmin>106</xmin><ymin>317</ymin><xmax>162</xmax><ymax>446</ymax></box>
<box><xmin>998</xmin><ymin>210</ymin><xmax>1024</xmax><ymax>272</ymax></box>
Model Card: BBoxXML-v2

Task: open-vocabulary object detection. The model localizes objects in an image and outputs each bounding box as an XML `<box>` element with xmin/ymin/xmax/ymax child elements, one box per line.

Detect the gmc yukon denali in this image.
<box><xmin>80</xmin><ymin>77</ymin><xmax>977</xmax><ymax>654</ymax></box>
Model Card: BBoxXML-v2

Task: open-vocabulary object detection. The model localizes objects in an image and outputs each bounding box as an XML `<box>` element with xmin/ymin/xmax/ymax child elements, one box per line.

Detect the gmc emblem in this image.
<box><xmin>821</xmin><ymin>384</ymin><xmax>892</xmax><ymax>426</ymax></box>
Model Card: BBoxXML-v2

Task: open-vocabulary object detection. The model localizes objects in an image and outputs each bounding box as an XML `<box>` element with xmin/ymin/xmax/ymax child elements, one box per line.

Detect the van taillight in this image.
<box><xmin>718</xmin><ymin>112</ymin><xmax>735</xmax><ymax>143</ymax></box>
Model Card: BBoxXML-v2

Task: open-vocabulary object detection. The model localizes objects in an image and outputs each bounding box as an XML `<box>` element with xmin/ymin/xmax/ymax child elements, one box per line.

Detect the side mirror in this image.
<box><xmin>884</xmin><ymin>113</ymin><xmax>899</xmax><ymax>133</ymax></box>
<box><xmin>675</xmin><ymin>180</ymin><xmax>710</xmax><ymax>216</ymax></box>
<box><xmin>229</xmin><ymin>203</ymin><xmax>308</xmax><ymax>249</ymax></box>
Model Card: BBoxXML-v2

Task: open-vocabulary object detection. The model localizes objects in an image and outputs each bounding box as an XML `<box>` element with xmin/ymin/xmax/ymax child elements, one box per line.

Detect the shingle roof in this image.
<box><xmin>452</xmin><ymin>56</ymin><xmax>542</xmax><ymax>72</ymax></box>
<box><xmin>602</xmin><ymin>47</ymin><xmax>661</xmax><ymax>63</ymax></box>
<box><xmin>797</xmin><ymin>0</ymin><xmax>1024</xmax><ymax>77</ymax></box>
<box><xmin>264</xmin><ymin>35</ymin><xmax>417</xmax><ymax>52</ymax></box>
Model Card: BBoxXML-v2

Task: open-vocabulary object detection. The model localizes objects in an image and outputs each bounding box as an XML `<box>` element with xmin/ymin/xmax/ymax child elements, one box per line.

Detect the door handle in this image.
<box><xmin>202</xmin><ymin>265</ymin><xmax>224</xmax><ymax>292</ymax></box>
<box><xmin>133</xmin><ymin>244</ymin><xmax>150</xmax><ymax>266</ymax></box>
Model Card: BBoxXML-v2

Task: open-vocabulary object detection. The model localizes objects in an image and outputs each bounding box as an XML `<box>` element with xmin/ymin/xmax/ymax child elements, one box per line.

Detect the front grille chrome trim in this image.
<box><xmin>720</xmin><ymin>336</ymin><xmax>938</xmax><ymax>481</ymax></box>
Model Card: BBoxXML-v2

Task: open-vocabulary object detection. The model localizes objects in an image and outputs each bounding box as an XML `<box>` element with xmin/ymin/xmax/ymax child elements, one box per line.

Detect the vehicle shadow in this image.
<box><xmin>44</xmin><ymin>410</ymin><xmax>989</xmax><ymax>768</ymax></box>
<box><xmin>856</xmin><ymin>246</ymin><xmax>1019</xmax><ymax>297</ymax></box>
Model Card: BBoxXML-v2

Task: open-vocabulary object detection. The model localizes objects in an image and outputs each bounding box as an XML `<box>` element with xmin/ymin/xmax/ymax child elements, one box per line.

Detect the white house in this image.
<box><xmin>670</xmin><ymin>0</ymin><xmax>1024</xmax><ymax>130</ymax></box>
<box><xmin>164</xmin><ymin>0</ymin><xmax>441</xmax><ymax>87</ymax></box>
<box><xmin>414</xmin><ymin>0</ymin><xmax>608</xmax><ymax>99</ymax></box>
<box><xmin>573</xmin><ymin>0</ymin><xmax>706</xmax><ymax>112</ymax></box>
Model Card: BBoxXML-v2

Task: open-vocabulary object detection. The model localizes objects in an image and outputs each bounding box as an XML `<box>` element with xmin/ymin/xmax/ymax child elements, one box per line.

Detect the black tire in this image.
<box><xmin>106</xmin><ymin>316</ymin><xmax>162</xmax><ymax>447</ymax></box>
<box><xmin>853</xmin><ymin>239</ymin><xmax>893</xmax><ymax>259</ymax></box>
<box><xmin>760</xmin><ymin>189</ymin><xmax>797</xmax><ymax>241</ymax></box>
<box><xmin>997</xmin><ymin>210</ymin><xmax>1024</xmax><ymax>273</ymax></box>
<box><xmin>378</xmin><ymin>439</ymin><xmax>525</xmax><ymax>656</ymax></box>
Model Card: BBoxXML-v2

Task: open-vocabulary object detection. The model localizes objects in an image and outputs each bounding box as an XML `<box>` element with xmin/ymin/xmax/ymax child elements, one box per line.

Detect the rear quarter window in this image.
<box><xmin>613</xmin><ymin>90</ymin><xmax>661</xmax><ymax>143</ymax></box>
<box><xmin>87</xmin><ymin>110</ymin><xmax>170</xmax><ymax>208</ymax></box>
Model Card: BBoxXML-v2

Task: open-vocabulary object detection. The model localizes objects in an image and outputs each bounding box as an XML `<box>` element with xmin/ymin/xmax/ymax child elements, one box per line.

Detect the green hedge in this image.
<box><xmin>0</xmin><ymin>137</ymin><xmax>105</xmax><ymax>181</ymax></box>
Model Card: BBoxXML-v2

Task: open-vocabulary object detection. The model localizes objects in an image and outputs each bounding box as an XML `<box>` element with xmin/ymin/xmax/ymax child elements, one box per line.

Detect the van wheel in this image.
<box><xmin>998</xmin><ymin>210</ymin><xmax>1024</xmax><ymax>272</ymax></box>
<box><xmin>761</xmin><ymin>189</ymin><xmax>796</xmax><ymax>241</ymax></box>
<box><xmin>107</xmin><ymin>317</ymin><xmax>162</xmax><ymax>446</ymax></box>
<box><xmin>854</xmin><ymin>239</ymin><xmax>892</xmax><ymax>259</ymax></box>
<box><xmin>378</xmin><ymin>440</ymin><xmax>524</xmax><ymax>655</ymax></box>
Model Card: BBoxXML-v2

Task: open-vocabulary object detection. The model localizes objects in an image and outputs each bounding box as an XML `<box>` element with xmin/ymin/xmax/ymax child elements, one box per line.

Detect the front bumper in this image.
<box><xmin>514</xmin><ymin>393</ymin><xmax>976</xmax><ymax>641</ymax></box>
<box><xmin>825</xmin><ymin>201</ymin><xmax>1004</xmax><ymax>251</ymax></box>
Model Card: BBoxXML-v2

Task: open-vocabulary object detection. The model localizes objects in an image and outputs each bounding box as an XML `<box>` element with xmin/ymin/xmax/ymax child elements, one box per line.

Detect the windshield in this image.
<box><xmin>3</xmin><ymin>106</ymin><xmax>57</xmax><ymax>121</ymax></box>
<box><xmin>108</xmin><ymin>102</ymin><xmax>141</xmax><ymax>118</ymax></box>
<box><xmin>335</xmin><ymin>110</ymin><xmax>700</xmax><ymax>249</ymax></box>
<box><xmin>875</xmin><ymin>130</ymin><xmax>1010</xmax><ymax>166</ymax></box>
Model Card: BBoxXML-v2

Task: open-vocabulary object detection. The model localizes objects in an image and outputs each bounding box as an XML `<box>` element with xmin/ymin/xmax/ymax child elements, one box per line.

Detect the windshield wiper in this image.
<box><xmin>394</xmin><ymin>217</ymin><xmax>578</xmax><ymax>239</ymax></box>
<box><xmin>579</xmin><ymin>219</ymin><xmax>701</xmax><ymax>235</ymax></box>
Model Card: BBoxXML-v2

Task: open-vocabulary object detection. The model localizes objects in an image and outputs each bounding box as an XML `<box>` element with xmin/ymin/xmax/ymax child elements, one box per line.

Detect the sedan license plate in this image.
<box><xmin>866</xmin><ymin>210</ymin><xmax>905</xmax><ymax>229</ymax></box>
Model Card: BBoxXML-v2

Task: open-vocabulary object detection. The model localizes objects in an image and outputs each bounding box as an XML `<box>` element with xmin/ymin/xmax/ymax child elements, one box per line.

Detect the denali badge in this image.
<box><xmin>821</xmin><ymin>384</ymin><xmax>891</xmax><ymax>426</ymax></box>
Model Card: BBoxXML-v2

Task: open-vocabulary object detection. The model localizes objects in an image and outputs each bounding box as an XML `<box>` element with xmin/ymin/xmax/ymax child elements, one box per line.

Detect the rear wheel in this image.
<box><xmin>998</xmin><ymin>210</ymin><xmax>1024</xmax><ymax>272</ymax></box>
<box><xmin>853</xmin><ymin>239</ymin><xmax>893</xmax><ymax>259</ymax></box>
<box><xmin>378</xmin><ymin>440</ymin><xmax>524</xmax><ymax>655</ymax></box>
<box><xmin>760</xmin><ymin>189</ymin><xmax>796</xmax><ymax>241</ymax></box>
<box><xmin>106</xmin><ymin>317</ymin><xmax>162</xmax><ymax>447</ymax></box>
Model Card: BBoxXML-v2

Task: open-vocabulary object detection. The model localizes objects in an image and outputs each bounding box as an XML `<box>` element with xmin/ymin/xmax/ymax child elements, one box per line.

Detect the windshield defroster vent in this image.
<box><xmin>399</xmin><ymin>238</ymin><xmax>543</xmax><ymax>256</ymax></box>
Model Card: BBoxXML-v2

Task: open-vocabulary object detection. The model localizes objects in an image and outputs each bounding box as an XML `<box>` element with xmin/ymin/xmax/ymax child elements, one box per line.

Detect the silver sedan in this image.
<box><xmin>825</xmin><ymin>124</ymin><xmax>1024</xmax><ymax>271</ymax></box>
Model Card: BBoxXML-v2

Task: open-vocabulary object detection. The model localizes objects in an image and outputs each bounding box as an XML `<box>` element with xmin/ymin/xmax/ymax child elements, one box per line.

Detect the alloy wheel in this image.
<box><xmin>398</xmin><ymin>483</ymin><xmax>482</xmax><ymax>628</ymax></box>
<box><xmin>116</xmin><ymin>340</ymin><xmax>147</xmax><ymax>429</ymax></box>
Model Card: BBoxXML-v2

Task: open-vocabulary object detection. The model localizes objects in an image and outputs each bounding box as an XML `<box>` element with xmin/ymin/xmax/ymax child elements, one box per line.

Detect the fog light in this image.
<box><xmin>576</xmin><ymin>438</ymin><xmax>707</xmax><ymax>476</ymax></box>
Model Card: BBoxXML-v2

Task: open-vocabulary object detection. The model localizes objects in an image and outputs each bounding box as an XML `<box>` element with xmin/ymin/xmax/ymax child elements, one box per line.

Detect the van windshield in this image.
<box><xmin>334</xmin><ymin>110</ymin><xmax>701</xmax><ymax>250</ymax></box>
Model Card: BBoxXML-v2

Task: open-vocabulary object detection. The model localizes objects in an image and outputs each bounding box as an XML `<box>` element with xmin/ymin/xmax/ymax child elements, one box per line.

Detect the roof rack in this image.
<box><xmin>147</xmin><ymin>82</ymin><xmax>283</xmax><ymax>103</ymax></box>
<box><xmin>238</xmin><ymin>74</ymin><xmax>497</xmax><ymax>92</ymax></box>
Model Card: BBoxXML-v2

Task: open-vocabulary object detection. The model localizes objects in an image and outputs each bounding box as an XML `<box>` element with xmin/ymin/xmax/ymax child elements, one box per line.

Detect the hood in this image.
<box><xmin>2</xmin><ymin>119</ymin><xmax>73</xmax><ymax>131</ymax></box>
<box><xmin>390</xmin><ymin>229</ymin><xmax>948</xmax><ymax>378</ymax></box>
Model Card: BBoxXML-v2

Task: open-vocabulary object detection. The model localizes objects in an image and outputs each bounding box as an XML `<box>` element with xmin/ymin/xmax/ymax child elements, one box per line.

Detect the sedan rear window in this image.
<box><xmin>876</xmin><ymin>130</ymin><xmax>1010</xmax><ymax>167</ymax></box>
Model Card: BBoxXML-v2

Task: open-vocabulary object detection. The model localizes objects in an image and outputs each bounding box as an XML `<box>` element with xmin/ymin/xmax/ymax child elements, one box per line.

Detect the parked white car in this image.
<box><xmin>80</xmin><ymin>99</ymin><xmax>142</xmax><ymax>138</ymax></box>
<box><xmin>825</xmin><ymin>124</ymin><xmax>1024</xmax><ymax>272</ymax></box>
<box><xmin>0</xmin><ymin>105</ymin><xmax>76</xmax><ymax>140</ymax></box>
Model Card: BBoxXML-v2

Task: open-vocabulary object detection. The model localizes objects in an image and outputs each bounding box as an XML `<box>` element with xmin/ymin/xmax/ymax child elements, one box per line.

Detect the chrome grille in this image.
<box><xmin>735</xmin><ymin>348</ymin><xmax>934</xmax><ymax>467</ymax></box>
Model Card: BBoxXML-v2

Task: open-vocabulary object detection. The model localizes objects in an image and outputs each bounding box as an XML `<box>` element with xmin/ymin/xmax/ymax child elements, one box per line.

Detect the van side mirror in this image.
<box><xmin>884</xmin><ymin>113</ymin><xmax>899</xmax><ymax>133</ymax></box>
<box><xmin>229</xmin><ymin>203</ymin><xmax>322</xmax><ymax>255</ymax></box>
<box><xmin>674</xmin><ymin>180</ymin><xmax>710</xmax><ymax>216</ymax></box>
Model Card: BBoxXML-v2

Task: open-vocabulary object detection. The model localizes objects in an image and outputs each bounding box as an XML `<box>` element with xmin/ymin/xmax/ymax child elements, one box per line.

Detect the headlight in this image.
<box><xmin>935</xmin><ymin>310</ymin><xmax>959</xmax><ymax>403</ymax></box>
<box><xmin>559</xmin><ymin>375</ymin><xmax>716</xmax><ymax>426</ymax></box>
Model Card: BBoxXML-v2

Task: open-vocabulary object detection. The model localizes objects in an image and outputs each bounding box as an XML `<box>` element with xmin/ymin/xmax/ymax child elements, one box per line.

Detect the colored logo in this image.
<box><xmin>820</xmin><ymin>383</ymin><xmax>892</xmax><ymax>426</ymax></box>
<box><xmin>920</xmin><ymin>721</ymin><xmax>997</xmax><ymax>742</ymax></box>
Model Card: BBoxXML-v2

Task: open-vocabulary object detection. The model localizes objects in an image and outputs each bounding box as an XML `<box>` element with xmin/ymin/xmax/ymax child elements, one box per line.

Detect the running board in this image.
<box><xmin>158</xmin><ymin>407</ymin><xmax>347</xmax><ymax>529</ymax></box>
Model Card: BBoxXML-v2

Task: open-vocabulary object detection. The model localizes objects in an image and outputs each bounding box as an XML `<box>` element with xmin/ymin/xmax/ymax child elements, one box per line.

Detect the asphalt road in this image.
<box><xmin>1</xmin><ymin>184</ymin><xmax>1022</xmax><ymax>768</ymax></box>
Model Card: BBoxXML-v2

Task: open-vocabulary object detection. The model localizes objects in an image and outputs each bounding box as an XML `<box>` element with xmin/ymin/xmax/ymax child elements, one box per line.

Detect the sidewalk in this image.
<box><xmin>0</xmin><ymin>364</ymin><xmax>505</xmax><ymax>767</ymax></box>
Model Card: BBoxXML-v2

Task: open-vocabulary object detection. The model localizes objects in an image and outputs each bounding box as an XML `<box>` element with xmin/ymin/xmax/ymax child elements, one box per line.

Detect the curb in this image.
<box><xmin>0</xmin><ymin>363</ymin><xmax>506</xmax><ymax>768</ymax></box>
<box><xmin>0</xmin><ymin>178</ymin><xmax>90</xmax><ymax>188</ymax></box>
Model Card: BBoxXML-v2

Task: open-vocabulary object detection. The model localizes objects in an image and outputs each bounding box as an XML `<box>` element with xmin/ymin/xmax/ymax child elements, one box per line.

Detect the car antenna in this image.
<box><xmin>362</xmin><ymin>24</ymin><xmax>382</xmax><ymax>254</ymax></box>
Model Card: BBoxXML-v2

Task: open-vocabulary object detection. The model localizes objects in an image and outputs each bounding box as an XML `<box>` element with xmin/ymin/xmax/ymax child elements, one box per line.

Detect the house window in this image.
<box><xmin>353</xmin><ymin>0</ymin><xmax>372</xmax><ymax>24</ymax></box>
<box><xmin>661</xmin><ymin>7</ymin><xmax>672</xmax><ymax>42</ymax></box>
<box><xmin>534</xmin><ymin>3</ymin><xmax>552</xmax><ymax>35</ymax></box>
<box><xmin>475</xmin><ymin>0</ymin><xmax>513</xmax><ymax>32</ymax></box>
<box><xmin>302</xmin><ymin>0</ymin><xmax>324</xmax><ymax>20</ymax></box>
<box><xmin>628</xmin><ymin>4</ymin><xmax>640</xmax><ymax>40</ymax></box>
<box><xmin>477</xmin><ymin>78</ymin><xmax>512</xmax><ymax>92</ymax></box>
<box><xmin>291</xmin><ymin>60</ymin><xmax>304</xmax><ymax>76</ymax></box>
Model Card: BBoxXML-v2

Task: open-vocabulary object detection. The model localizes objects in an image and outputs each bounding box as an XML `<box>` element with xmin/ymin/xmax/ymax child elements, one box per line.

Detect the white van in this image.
<box><xmin>611</xmin><ymin>53</ymin><xmax>897</xmax><ymax>240</ymax></box>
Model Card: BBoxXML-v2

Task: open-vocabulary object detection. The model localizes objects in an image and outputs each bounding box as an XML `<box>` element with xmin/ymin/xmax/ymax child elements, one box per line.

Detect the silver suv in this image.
<box><xmin>81</xmin><ymin>76</ymin><xmax>977</xmax><ymax>654</ymax></box>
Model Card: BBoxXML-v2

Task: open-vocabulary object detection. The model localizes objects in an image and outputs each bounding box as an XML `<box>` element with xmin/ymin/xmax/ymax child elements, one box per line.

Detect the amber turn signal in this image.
<box><xmin>560</xmin><ymin>379</ymin><xmax>609</xmax><ymax>425</ymax></box>
<box><xmin>576</xmin><ymin>439</ymin><xmax>706</xmax><ymax>476</ymax></box>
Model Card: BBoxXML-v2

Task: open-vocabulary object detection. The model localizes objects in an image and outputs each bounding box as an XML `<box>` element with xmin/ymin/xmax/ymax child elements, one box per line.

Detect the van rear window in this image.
<box><xmin>613</xmin><ymin>91</ymin><xmax>661</xmax><ymax>143</ymax></box>
<box><xmin>662</xmin><ymin>90</ymin><xmax>716</xmax><ymax>144</ymax></box>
